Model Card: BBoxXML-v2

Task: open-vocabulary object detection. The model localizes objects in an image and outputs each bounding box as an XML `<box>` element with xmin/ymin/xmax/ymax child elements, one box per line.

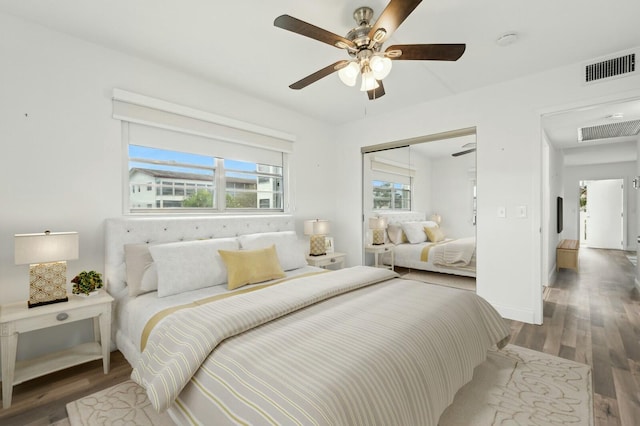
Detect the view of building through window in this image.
<box><xmin>372</xmin><ymin>180</ymin><xmax>411</xmax><ymax>210</ymax></box>
<box><xmin>129</xmin><ymin>145</ymin><xmax>283</xmax><ymax>211</ymax></box>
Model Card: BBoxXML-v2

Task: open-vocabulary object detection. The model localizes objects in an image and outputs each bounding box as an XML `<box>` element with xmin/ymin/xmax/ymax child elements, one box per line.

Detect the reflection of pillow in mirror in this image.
<box><xmin>425</xmin><ymin>226</ymin><xmax>445</xmax><ymax>243</ymax></box>
<box><xmin>387</xmin><ymin>223</ymin><xmax>407</xmax><ymax>245</ymax></box>
<box><xmin>219</xmin><ymin>245</ymin><xmax>286</xmax><ymax>290</ymax></box>
<box><xmin>401</xmin><ymin>222</ymin><xmax>428</xmax><ymax>244</ymax></box>
<box><xmin>422</xmin><ymin>220</ymin><xmax>438</xmax><ymax>229</ymax></box>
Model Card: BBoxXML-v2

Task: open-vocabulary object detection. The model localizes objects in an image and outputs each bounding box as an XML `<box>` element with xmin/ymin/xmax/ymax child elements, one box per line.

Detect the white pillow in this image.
<box><xmin>124</xmin><ymin>243</ymin><xmax>158</xmax><ymax>297</ymax></box>
<box><xmin>423</xmin><ymin>220</ymin><xmax>438</xmax><ymax>229</ymax></box>
<box><xmin>401</xmin><ymin>221</ymin><xmax>428</xmax><ymax>244</ymax></box>
<box><xmin>386</xmin><ymin>223</ymin><xmax>406</xmax><ymax>245</ymax></box>
<box><xmin>150</xmin><ymin>238</ymin><xmax>239</xmax><ymax>298</ymax></box>
<box><xmin>238</xmin><ymin>231</ymin><xmax>307</xmax><ymax>271</ymax></box>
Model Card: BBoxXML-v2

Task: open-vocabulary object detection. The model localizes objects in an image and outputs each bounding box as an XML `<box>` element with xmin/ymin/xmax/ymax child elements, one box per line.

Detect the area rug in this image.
<box><xmin>440</xmin><ymin>344</ymin><xmax>593</xmax><ymax>426</ymax></box>
<box><xmin>65</xmin><ymin>345</ymin><xmax>592</xmax><ymax>426</ymax></box>
<box><xmin>401</xmin><ymin>269</ymin><xmax>476</xmax><ymax>291</ymax></box>
<box><xmin>66</xmin><ymin>379</ymin><xmax>173</xmax><ymax>426</ymax></box>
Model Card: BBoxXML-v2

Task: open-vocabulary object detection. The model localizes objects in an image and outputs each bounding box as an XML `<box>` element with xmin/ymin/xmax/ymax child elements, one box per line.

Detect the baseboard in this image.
<box><xmin>490</xmin><ymin>302</ymin><xmax>539</xmax><ymax>325</ymax></box>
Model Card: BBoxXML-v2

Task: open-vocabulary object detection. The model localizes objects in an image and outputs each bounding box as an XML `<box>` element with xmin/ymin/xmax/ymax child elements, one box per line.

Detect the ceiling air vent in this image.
<box><xmin>578</xmin><ymin>119</ymin><xmax>640</xmax><ymax>142</ymax></box>
<box><xmin>583</xmin><ymin>51</ymin><xmax>636</xmax><ymax>84</ymax></box>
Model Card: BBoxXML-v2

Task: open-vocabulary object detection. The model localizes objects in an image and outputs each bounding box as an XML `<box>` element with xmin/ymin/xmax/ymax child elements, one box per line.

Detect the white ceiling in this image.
<box><xmin>543</xmin><ymin>97</ymin><xmax>640</xmax><ymax>165</ymax></box>
<box><xmin>1</xmin><ymin>0</ymin><xmax>639</xmax><ymax>162</ymax></box>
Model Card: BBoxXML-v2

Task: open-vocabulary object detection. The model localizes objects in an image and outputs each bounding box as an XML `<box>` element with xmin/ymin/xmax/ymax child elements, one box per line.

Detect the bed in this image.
<box><xmin>105</xmin><ymin>214</ymin><xmax>508</xmax><ymax>425</ymax></box>
<box><xmin>375</xmin><ymin>212</ymin><xmax>476</xmax><ymax>278</ymax></box>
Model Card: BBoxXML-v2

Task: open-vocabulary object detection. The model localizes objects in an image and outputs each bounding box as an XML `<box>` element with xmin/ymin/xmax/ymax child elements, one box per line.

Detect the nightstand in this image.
<box><xmin>366</xmin><ymin>243</ymin><xmax>395</xmax><ymax>270</ymax></box>
<box><xmin>306</xmin><ymin>252</ymin><xmax>346</xmax><ymax>269</ymax></box>
<box><xmin>0</xmin><ymin>290</ymin><xmax>113</xmax><ymax>409</ymax></box>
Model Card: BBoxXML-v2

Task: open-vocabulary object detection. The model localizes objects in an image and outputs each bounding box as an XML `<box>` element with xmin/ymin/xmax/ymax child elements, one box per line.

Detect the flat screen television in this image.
<box><xmin>557</xmin><ymin>196</ymin><xmax>563</xmax><ymax>233</ymax></box>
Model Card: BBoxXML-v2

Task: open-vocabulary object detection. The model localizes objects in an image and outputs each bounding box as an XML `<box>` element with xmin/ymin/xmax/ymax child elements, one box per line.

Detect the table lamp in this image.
<box><xmin>369</xmin><ymin>217</ymin><xmax>387</xmax><ymax>245</ymax></box>
<box><xmin>430</xmin><ymin>213</ymin><xmax>442</xmax><ymax>225</ymax></box>
<box><xmin>14</xmin><ymin>231</ymin><xmax>79</xmax><ymax>308</ymax></box>
<box><xmin>304</xmin><ymin>219</ymin><xmax>330</xmax><ymax>256</ymax></box>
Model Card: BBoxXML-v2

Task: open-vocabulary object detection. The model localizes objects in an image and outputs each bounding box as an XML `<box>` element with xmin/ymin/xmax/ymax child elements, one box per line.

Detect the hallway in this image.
<box><xmin>508</xmin><ymin>247</ymin><xmax>640</xmax><ymax>426</ymax></box>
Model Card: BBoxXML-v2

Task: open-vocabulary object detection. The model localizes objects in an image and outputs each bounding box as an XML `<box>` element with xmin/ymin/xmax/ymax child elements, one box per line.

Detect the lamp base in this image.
<box><xmin>309</xmin><ymin>235</ymin><xmax>326</xmax><ymax>256</ymax></box>
<box><xmin>372</xmin><ymin>229</ymin><xmax>385</xmax><ymax>245</ymax></box>
<box><xmin>28</xmin><ymin>261</ymin><xmax>69</xmax><ymax>309</ymax></box>
<box><xmin>28</xmin><ymin>297</ymin><xmax>69</xmax><ymax>309</ymax></box>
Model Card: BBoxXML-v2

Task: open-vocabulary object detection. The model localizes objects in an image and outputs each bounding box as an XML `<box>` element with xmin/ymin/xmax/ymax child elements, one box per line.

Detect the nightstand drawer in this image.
<box><xmin>306</xmin><ymin>252</ymin><xmax>346</xmax><ymax>269</ymax></box>
<box><xmin>13</xmin><ymin>304</ymin><xmax>106</xmax><ymax>333</ymax></box>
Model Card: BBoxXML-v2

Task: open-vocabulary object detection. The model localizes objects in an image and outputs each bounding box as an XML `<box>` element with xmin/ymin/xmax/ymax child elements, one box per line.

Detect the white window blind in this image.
<box><xmin>128</xmin><ymin>123</ymin><xmax>283</xmax><ymax>166</ymax></box>
<box><xmin>112</xmin><ymin>89</ymin><xmax>294</xmax><ymax>154</ymax></box>
<box><xmin>370</xmin><ymin>156</ymin><xmax>415</xmax><ymax>185</ymax></box>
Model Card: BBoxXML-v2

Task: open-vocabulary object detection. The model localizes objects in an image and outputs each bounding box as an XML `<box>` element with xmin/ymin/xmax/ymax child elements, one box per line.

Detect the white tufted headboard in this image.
<box><xmin>104</xmin><ymin>215</ymin><xmax>295</xmax><ymax>295</ymax></box>
<box><xmin>376</xmin><ymin>211</ymin><xmax>425</xmax><ymax>223</ymax></box>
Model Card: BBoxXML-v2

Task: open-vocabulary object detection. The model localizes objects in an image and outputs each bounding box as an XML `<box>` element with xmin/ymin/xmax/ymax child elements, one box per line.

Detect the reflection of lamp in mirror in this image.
<box><xmin>369</xmin><ymin>217</ymin><xmax>387</xmax><ymax>245</ymax></box>
<box><xmin>430</xmin><ymin>214</ymin><xmax>442</xmax><ymax>225</ymax></box>
<box><xmin>304</xmin><ymin>219</ymin><xmax>330</xmax><ymax>256</ymax></box>
<box><xmin>14</xmin><ymin>231</ymin><xmax>79</xmax><ymax>308</ymax></box>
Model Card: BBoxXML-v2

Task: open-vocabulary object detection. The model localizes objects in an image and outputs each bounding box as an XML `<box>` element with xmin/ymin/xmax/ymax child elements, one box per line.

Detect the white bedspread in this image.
<box><xmin>132</xmin><ymin>266</ymin><xmax>509</xmax><ymax>425</ymax></box>
<box><xmin>430</xmin><ymin>237</ymin><xmax>476</xmax><ymax>266</ymax></box>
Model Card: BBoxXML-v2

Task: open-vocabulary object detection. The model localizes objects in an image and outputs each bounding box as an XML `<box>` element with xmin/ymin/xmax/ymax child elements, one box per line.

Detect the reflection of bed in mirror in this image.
<box><xmin>376</xmin><ymin>211</ymin><xmax>476</xmax><ymax>277</ymax></box>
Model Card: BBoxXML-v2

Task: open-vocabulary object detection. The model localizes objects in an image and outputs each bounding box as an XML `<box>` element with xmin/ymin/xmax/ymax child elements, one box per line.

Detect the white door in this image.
<box><xmin>584</xmin><ymin>179</ymin><xmax>623</xmax><ymax>249</ymax></box>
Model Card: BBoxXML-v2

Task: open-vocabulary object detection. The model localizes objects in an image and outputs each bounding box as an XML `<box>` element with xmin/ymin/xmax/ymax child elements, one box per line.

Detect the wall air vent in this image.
<box><xmin>578</xmin><ymin>119</ymin><xmax>640</xmax><ymax>142</ymax></box>
<box><xmin>583</xmin><ymin>50</ymin><xmax>636</xmax><ymax>84</ymax></box>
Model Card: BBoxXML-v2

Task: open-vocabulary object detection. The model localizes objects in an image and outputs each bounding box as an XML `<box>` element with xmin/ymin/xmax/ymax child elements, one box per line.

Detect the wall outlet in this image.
<box><xmin>497</xmin><ymin>206</ymin><xmax>506</xmax><ymax>218</ymax></box>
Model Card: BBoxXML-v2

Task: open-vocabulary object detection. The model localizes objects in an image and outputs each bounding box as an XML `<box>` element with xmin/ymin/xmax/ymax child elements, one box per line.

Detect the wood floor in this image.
<box><xmin>509</xmin><ymin>248</ymin><xmax>640</xmax><ymax>426</ymax></box>
<box><xmin>0</xmin><ymin>247</ymin><xmax>638</xmax><ymax>425</ymax></box>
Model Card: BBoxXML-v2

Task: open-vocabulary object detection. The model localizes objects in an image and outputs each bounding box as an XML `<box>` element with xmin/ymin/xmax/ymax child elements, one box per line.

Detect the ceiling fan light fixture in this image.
<box><xmin>372</xmin><ymin>28</ymin><xmax>387</xmax><ymax>43</ymax></box>
<box><xmin>338</xmin><ymin>62</ymin><xmax>360</xmax><ymax>86</ymax></box>
<box><xmin>370</xmin><ymin>55</ymin><xmax>392</xmax><ymax>80</ymax></box>
<box><xmin>360</xmin><ymin>69</ymin><xmax>379</xmax><ymax>92</ymax></box>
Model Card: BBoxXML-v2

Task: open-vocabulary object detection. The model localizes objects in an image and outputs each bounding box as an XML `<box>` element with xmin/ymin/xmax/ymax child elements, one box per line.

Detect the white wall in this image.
<box><xmin>637</xmin><ymin>136</ymin><xmax>640</xmax><ymax>290</ymax></box>
<box><xmin>563</xmin><ymin>162</ymin><xmax>637</xmax><ymax>250</ymax></box>
<box><xmin>0</xmin><ymin>13</ymin><xmax>337</xmax><ymax>361</ymax></box>
<box><xmin>430</xmin><ymin>153</ymin><xmax>476</xmax><ymax>239</ymax></box>
<box><xmin>333</xmin><ymin>56</ymin><xmax>640</xmax><ymax>324</ymax></box>
<box><xmin>544</xmin><ymin>131</ymin><xmax>565</xmax><ymax>283</ymax></box>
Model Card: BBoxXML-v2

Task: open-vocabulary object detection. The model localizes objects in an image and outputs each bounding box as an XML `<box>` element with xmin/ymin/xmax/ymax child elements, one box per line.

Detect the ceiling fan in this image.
<box><xmin>274</xmin><ymin>0</ymin><xmax>466</xmax><ymax>100</ymax></box>
<box><xmin>452</xmin><ymin>142</ymin><xmax>476</xmax><ymax>157</ymax></box>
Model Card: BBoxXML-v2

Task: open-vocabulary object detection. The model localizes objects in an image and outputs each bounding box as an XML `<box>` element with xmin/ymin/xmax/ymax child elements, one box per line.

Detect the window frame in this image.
<box><xmin>122</xmin><ymin>123</ymin><xmax>289</xmax><ymax>215</ymax></box>
<box><xmin>372</xmin><ymin>179</ymin><xmax>412</xmax><ymax>211</ymax></box>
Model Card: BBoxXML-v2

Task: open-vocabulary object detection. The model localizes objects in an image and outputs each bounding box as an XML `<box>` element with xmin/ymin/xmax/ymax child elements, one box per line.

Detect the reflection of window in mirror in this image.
<box><xmin>368</xmin><ymin>150</ymin><xmax>414</xmax><ymax>211</ymax></box>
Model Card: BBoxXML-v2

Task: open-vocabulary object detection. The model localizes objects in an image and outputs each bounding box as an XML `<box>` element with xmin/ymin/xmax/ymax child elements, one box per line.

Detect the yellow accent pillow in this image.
<box><xmin>425</xmin><ymin>226</ymin><xmax>445</xmax><ymax>243</ymax></box>
<box><xmin>219</xmin><ymin>245</ymin><xmax>286</xmax><ymax>290</ymax></box>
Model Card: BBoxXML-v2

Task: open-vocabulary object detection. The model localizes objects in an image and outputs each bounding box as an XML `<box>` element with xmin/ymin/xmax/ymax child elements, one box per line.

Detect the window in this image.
<box><xmin>114</xmin><ymin>89</ymin><xmax>294</xmax><ymax>214</ymax></box>
<box><xmin>128</xmin><ymin>144</ymin><xmax>284</xmax><ymax>212</ymax></box>
<box><xmin>372</xmin><ymin>180</ymin><xmax>411</xmax><ymax>210</ymax></box>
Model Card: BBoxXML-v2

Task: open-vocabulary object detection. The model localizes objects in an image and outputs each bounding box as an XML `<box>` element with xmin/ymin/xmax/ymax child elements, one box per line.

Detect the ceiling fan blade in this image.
<box><xmin>452</xmin><ymin>148</ymin><xmax>476</xmax><ymax>157</ymax></box>
<box><xmin>387</xmin><ymin>44</ymin><xmax>466</xmax><ymax>61</ymax></box>
<box><xmin>368</xmin><ymin>0</ymin><xmax>423</xmax><ymax>43</ymax></box>
<box><xmin>367</xmin><ymin>81</ymin><xmax>386</xmax><ymax>100</ymax></box>
<box><xmin>289</xmin><ymin>60</ymin><xmax>349</xmax><ymax>90</ymax></box>
<box><xmin>274</xmin><ymin>15</ymin><xmax>356</xmax><ymax>50</ymax></box>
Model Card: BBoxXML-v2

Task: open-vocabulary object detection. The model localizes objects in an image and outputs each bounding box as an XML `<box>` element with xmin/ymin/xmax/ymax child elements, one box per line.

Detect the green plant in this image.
<box><xmin>71</xmin><ymin>270</ymin><xmax>103</xmax><ymax>295</ymax></box>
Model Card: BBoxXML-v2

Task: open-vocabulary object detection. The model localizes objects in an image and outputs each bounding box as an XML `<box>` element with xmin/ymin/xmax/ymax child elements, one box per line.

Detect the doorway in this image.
<box><xmin>579</xmin><ymin>179</ymin><xmax>624</xmax><ymax>249</ymax></box>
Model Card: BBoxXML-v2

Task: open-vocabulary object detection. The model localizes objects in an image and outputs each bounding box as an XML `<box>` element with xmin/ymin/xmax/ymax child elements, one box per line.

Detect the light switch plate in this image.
<box><xmin>516</xmin><ymin>205</ymin><xmax>527</xmax><ymax>218</ymax></box>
